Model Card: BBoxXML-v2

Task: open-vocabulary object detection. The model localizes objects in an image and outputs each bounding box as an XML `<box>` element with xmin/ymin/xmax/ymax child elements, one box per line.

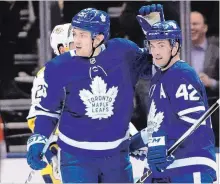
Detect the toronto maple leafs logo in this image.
<box><xmin>100</xmin><ymin>14</ymin><xmax>106</xmax><ymax>22</ymax></box>
<box><xmin>79</xmin><ymin>76</ymin><xmax>118</xmax><ymax>120</ymax></box>
<box><xmin>147</xmin><ymin>100</ymin><xmax>164</xmax><ymax>137</ymax></box>
<box><xmin>78</xmin><ymin>12</ymin><xmax>86</xmax><ymax>17</ymax></box>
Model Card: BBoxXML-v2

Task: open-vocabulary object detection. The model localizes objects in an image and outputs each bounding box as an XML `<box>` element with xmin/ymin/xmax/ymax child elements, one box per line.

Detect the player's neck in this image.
<box><xmin>92</xmin><ymin>46</ymin><xmax>102</xmax><ymax>57</ymax></box>
<box><xmin>161</xmin><ymin>55</ymin><xmax>180</xmax><ymax>71</ymax></box>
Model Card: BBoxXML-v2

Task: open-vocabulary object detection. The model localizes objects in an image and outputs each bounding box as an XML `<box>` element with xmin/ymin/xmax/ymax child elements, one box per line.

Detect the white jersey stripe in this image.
<box><xmin>167</xmin><ymin>157</ymin><xmax>217</xmax><ymax>172</ymax></box>
<box><xmin>178</xmin><ymin>106</ymin><xmax>205</xmax><ymax>116</ymax></box>
<box><xmin>180</xmin><ymin>116</ymin><xmax>206</xmax><ymax>125</ymax></box>
<box><xmin>59</xmin><ymin>129</ymin><xmax>129</xmax><ymax>150</ymax></box>
<box><xmin>35</xmin><ymin>110</ymin><xmax>60</xmax><ymax>119</ymax></box>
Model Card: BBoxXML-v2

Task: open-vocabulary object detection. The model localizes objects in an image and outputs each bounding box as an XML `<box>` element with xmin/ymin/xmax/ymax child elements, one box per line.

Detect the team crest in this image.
<box><xmin>53</xmin><ymin>27</ymin><xmax>64</xmax><ymax>34</ymax></box>
<box><xmin>100</xmin><ymin>14</ymin><xmax>106</xmax><ymax>22</ymax></box>
<box><xmin>79</xmin><ymin>76</ymin><xmax>118</xmax><ymax>120</ymax></box>
<box><xmin>147</xmin><ymin>100</ymin><xmax>164</xmax><ymax>137</ymax></box>
<box><xmin>77</xmin><ymin>11</ymin><xmax>86</xmax><ymax>18</ymax></box>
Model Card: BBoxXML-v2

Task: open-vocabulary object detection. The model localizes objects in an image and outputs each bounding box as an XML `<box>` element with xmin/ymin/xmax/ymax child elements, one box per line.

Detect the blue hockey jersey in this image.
<box><xmin>145</xmin><ymin>60</ymin><xmax>217</xmax><ymax>180</ymax></box>
<box><xmin>32</xmin><ymin>38</ymin><xmax>151</xmax><ymax>157</ymax></box>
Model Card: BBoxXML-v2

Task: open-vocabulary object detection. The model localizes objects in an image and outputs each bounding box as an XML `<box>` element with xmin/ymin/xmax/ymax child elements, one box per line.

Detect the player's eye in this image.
<box><xmin>80</xmin><ymin>33</ymin><xmax>87</xmax><ymax>38</ymax></box>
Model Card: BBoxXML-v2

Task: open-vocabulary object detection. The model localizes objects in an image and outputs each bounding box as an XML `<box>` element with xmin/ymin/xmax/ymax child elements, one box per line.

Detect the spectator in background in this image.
<box><xmin>191</xmin><ymin>1</ymin><xmax>219</xmax><ymax>37</ymax></box>
<box><xmin>190</xmin><ymin>11</ymin><xmax>219</xmax><ymax>146</ymax></box>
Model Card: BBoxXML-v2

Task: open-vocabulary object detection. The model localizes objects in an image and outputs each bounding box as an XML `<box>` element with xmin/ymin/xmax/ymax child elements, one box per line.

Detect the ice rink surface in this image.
<box><xmin>1</xmin><ymin>153</ymin><xmax>219</xmax><ymax>183</ymax></box>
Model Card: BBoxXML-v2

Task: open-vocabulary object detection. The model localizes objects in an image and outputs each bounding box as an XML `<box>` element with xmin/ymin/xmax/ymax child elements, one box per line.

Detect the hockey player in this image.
<box><xmin>27</xmin><ymin>23</ymin><xmax>74</xmax><ymax>184</ymax></box>
<box><xmin>130</xmin><ymin>11</ymin><xmax>217</xmax><ymax>183</ymax></box>
<box><xmin>24</xmin><ymin>6</ymin><xmax>163</xmax><ymax>183</ymax></box>
<box><xmin>50</xmin><ymin>23</ymin><xmax>75</xmax><ymax>56</ymax></box>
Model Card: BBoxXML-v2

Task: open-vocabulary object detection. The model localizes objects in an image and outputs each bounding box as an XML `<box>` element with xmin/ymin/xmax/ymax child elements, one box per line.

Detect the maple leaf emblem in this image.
<box><xmin>147</xmin><ymin>100</ymin><xmax>164</xmax><ymax>137</ymax></box>
<box><xmin>79</xmin><ymin>76</ymin><xmax>118</xmax><ymax>120</ymax></box>
<box><xmin>100</xmin><ymin>14</ymin><xmax>106</xmax><ymax>22</ymax></box>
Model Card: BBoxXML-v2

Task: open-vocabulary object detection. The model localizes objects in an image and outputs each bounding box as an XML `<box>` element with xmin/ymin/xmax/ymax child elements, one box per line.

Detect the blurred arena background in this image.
<box><xmin>0</xmin><ymin>0</ymin><xmax>219</xmax><ymax>182</ymax></box>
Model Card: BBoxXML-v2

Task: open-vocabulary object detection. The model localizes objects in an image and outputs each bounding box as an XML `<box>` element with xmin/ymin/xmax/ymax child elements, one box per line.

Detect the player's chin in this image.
<box><xmin>75</xmin><ymin>50</ymin><xmax>84</xmax><ymax>57</ymax></box>
<box><xmin>75</xmin><ymin>49</ymin><xmax>88</xmax><ymax>57</ymax></box>
<box><xmin>155</xmin><ymin>60</ymin><xmax>165</xmax><ymax>67</ymax></box>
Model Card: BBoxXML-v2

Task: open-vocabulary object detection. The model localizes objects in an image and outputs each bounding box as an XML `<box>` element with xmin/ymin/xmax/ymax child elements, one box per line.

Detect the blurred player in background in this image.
<box><xmin>27</xmin><ymin>23</ymin><xmax>74</xmax><ymax>184</ymax></box>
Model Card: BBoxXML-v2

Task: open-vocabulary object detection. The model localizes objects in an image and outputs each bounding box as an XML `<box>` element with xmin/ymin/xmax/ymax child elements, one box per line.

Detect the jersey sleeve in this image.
<box><xmin>27</xmin><ymin>76</ymin><xmax>37</xmax><ymax>132</ymax></box>
<box><xmin>32</xmin><ymin>62</ymin><xmax>65</xmax><ymax>138</ymax></box>
<box><xmin>119</xmin><ymin>38</ymin><xmax>152</xmax><ymax>86</ymax></box>
<box><xmin>168</xmin><ymin>70</ymin><xmax>209</xmax><ymax>127</ymax></box>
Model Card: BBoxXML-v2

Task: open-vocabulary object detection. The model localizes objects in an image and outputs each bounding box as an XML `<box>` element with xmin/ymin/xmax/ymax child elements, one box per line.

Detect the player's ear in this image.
<box><xmin>93</xmin><ymin>34</ymin><xmax>104</xmax><ymax>47</ymax></box>
<box><xmin>171</xmin><ymin>42</ymin><xmax>179</xmax><ymax>56</ymax></box>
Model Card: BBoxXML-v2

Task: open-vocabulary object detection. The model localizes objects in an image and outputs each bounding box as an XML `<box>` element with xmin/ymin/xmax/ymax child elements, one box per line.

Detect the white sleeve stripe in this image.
<box><xmin>167</xmin><ymin>157</ymin><xmax>217</xmax><ymax>172</ymax></box>
<box><xmin>179</xmin><ymin>116</ymin><xmax>206</xmax><ymax>125</ymax></box>
<box><xmin>59</xmin><ymin>129</ymin><xmax>129</xmax><ymax>150</ymax></box>
<box><xmin>35</xmin><ymin>110</ymin><xmax>60</xmax><ymax>119</ymax></box>
<box><xmin>177</xmin><ymin>106</ymin><xmax>205</xmax><ymax>116</ymax></box>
